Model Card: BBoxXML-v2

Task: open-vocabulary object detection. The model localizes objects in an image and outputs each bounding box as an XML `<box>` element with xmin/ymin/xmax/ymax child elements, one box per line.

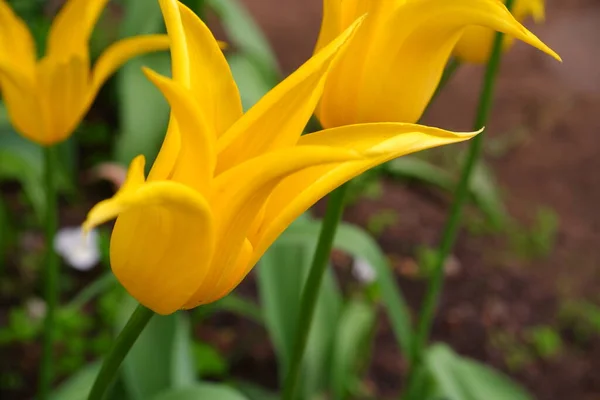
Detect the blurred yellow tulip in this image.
<box><xmin>315</xmin><ymin>0</ymin><xmax>559</xmax><ymax>128</ymax></box>
<box><xmin>0</xmin><ymin>0</ymin><xmax>170</xmax><ymax>145</ymax></box>
<box><xmin>454</xmin><ymin>0</ymin><xmax>546</xmax><ymax>64</ymax></box>
<box><xmin>84</xmin><ymin>0</ymin><xmax>480</xmax><ymax>315</ymax></box>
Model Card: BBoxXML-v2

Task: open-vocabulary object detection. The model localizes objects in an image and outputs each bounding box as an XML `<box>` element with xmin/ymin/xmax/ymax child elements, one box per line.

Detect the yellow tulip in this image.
<box><xmin>315</xmin><ymin>0</ymin><xmax>560</xmax><ymax>128</ymax></box>
<box><xmin>0</xmin><ymin>0</ymin><xmax>170</xmax><ymax>145</ymax></box>
<box><xmin>83</xmin><ymin>0</ymin><xmax>482</xmax><ymax>315</ymax></box>
<box><xmin>454</xmin><ymin>0</ymin><xmax>546</xmax><ymax>64</ymax></box>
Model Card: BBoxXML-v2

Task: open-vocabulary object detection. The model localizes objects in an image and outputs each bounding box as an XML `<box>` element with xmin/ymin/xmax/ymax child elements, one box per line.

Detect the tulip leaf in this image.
<box><xmin>426</xmin><ymin>343</ymin><xmax>533</xmax><ymax>400</ymax></box>
<box><xmin>206</xmin><ymin>0</ymin><xmax>279</xmax><ymax>78</ymax></box>
<box><xmin>117</xmin><ymin>295</ymin><xmax>197</xmax><ymax>400</ymax></box>
<box><xmin>113</xmin><ymin>0</ymin><xmax>170</xmax><ymax>167</ymax></box>
<box><xmin>257</xmin><ymin>220</ymin><xmax>343</xmax><ymax>397</ymax></box>
<box><xmin>330</xmin><ymin>299</ymin><xmax>376</xmax><ymax>400</ymax></box>
<box><xmin>228</xmin><ymin>53</ymin><xmax>276</xmax><ymax>111</ymax></box>
<box><xmin>282</xmin><ymin>220</ymin><xmax>413</xmax><ymax>356</ymax></box>
<box><xmin>385</xmin><ymin>156</ymin><xmax>508</xmax><ymax>229</ymax></box>
<box><xmin>49</xmin><ymin>362</ymin><xmax>128</xmax><ymax>400</ymax></box>
<box><xmin>0</xmin><ymin>117</ymin><xmax>74</xmax><ymax>222</ymax></box>
<box><xmin>150</xmin><ymin>383</ymin><xmax>249</xmax><ymax>400</ymax></box>
<box><xmin>119</xmin><ymin>0</ymin><xmax>165</xmax><ymax>38</ymax></box>
<box><xmin>114</xmin><ymin>53</ymin><xmax>171</xmax><ymax>167</ymax></box>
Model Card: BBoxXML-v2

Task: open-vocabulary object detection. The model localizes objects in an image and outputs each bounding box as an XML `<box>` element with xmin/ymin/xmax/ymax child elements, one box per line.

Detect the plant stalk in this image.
<box><xmin>281</xmin><ymin>184</ymin><xmax>349</xmax><ymax>400</ymax></box>
<box><xmin>406</xmin><ymin>0</ymin><xmax>514</xmax><ymax>395</ymax></box>
<box><xmin>38</xmin><ymin>145</ymin><xmax>59</xmax><ymax>400</ymax></box>
<box><xmin>87</xmin><ymin>304</ymin><xmax>154</xmax><ymax>400</ymax></box>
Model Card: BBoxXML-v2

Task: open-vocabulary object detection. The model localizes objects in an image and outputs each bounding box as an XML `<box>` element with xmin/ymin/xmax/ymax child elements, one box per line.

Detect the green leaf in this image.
<box><xmin>113</xmin><ymin>0</ymin><xmax>169</xmax><ymax>167</ymax></box>
<box><xmin>151</xmin><ymin>383</ymin><xmax>249</xmax><ymax>400</ymax></box>
<box><xmin>330</xmin><ymin>300</ymin><xmax>376</xmax><ymax>400</ymax></box>
<box><xmin>119</xmin><ymin>0</ymin><xmax>164</xmax><ymax>37</ymax></box>
<box><xmin>49</xmin><ymin>362</ymin><xmax>128</xmax><ymax>400</ymax></box>
<box><xmin>236</xmin><ymin>382</ymin><xmax>280</xmax><ymax>400</ymax></box>
<box><xmin>256</xmin><ymin>219</ymin><xmax>343</xmax><ymax>397</ymax></box>
<box><xmin>114</xmin><ymin>53</ymin><xmax>171</xmax><ymax>166</ymax></box>
<box><xmin>206</xmin><ymin>0</ymin><xmax>279</xmax><ymax>76</ymax></box>
<box><xmin>385</xmin><ymin>157</ymin><xmax>508</xmax><ymax>229</ymax></box>
<box><xmin>117</xmin><ymin>295</ymin><xmax>197</xmax><ymax>400</ymax></box>
<box><xmin>427</xmin><ymin>343</ymin><xmax>533</xmax><ymax>400</ymax></box>
<box><xmin>283</xmin><ymin>221</ymin><xmax>413</xmax><ymax>356</ymax></box>
<box><xmin>49</xmin><ymin>362</ymin><xmax>101</xmax><ymax>400</ymax></box>
<box><xmin>228</xmin><ymin>53</ymin><xmax>276</xmax><ymax>111</ymax></box>
<box><xmin>0</xmin><ymin>107</ymin><xmax>75</xmax><ymax>221</ymax></box>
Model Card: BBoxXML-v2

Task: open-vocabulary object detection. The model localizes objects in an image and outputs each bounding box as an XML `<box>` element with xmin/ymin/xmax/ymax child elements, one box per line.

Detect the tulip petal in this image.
<box><xmin>36</xmin><ymin>56</ymin><xmax>90</xmax><ymax>144</ymax></box>
<box><xmin>46</xmin><ymin>0</ymin><xmax>109</xmax><ymax>59</ymax></box>
<box><xmin>143</xmin><ymin>68</ymin><xmax>214</xmax><ymax>195</ymax></box>
<box><xmin>319</xmin><ymin>0</ymin><xmax>560</xmax><ymax>126</ymax></box>
<box><xmin>0</xmin><ymin>0</ymin><xmax>36</xmax><ymax>78</ymax></box>
<box><xmin>183</xmin><ymin>238</ymin><xmax>253</xmax><ymax>308</ymax></box>
<box><xmin>159</xmin><ymin>0</ymin><xmax>242</xmax><ymax>137</ymax></box>
<box><xmin>0</xmin><ymin>60</ymin><xmax>43</xmax><ymax>143</ymax></box>
<box><xmin>215</xmin><ymin>16</ymin><xmax>365</xmax><ymax>174</ymax></box>
<box><xmin>91</xmin><ymin>35</ymin><xmax>170</xmax><ymax>97</ymax></box>
<box><xmin>196</xmin><ymin>146</ymin><xmax>361</xmax><ymax>303</ymax></box>
<box><xmin>84</xmin><ymin>156</ymin><xmax>215</xmax><ymax>315</ymax></box>
<box><xmin>250</xmin><ymin>123</ymin><xmax>479</xmax><ymax>263</ymax></box>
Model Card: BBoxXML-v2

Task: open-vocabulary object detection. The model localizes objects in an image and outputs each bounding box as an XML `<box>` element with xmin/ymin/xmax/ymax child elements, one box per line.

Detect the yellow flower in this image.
<box><xmin>315</xmin><ymin>0</ymin><xmax>560</xmax><ymax>128</ymax></box>
<box><xmin>0</xmin><ymin>0</ymin><xmax>170</xmax><ymax>145</ymax></box>
<box><xmin>454</xmin><ymin>0</ymin><xmax>546</xmax><ymax>64</ymax></box>
<box><xmin>83</xmin><ymin>0</ymin><xmax>481</xmax><ymax>315</ymax></box>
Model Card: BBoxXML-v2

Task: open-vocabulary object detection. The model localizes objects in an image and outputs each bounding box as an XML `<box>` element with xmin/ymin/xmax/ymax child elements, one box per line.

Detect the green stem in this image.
<box><xmin>38</xmin><ymin>146</ymin><xmax>59</xmax><ymax>400</ymax></box>
<box><xmin>88</xmin><ymin>304</ymin><xmax>154</xmax><ymax>400</ymax></box>
<box><xmin>406</xmin><ymin>1</ymin><xmax>514</xmax><ymax>393</ymax></box>
<box><xmin>281</xmin><ymin>184</ymin><xmax>349</xmax><ymax>400</ymax></box>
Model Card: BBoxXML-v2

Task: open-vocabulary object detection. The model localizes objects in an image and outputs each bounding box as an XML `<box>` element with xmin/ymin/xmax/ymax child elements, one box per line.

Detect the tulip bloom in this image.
<box><xmin>315</xmin><ymin>0</ymin><xmax>560</xmax><ymax>128</ymax></box>
<box><xmin>84</xmin><ymin>0</ymin><xmax>482</xmax><ymax>315</ymax></box>
<box><xmin>454</xmin><ymin>0</ymin><xmax>546</xmax><ymax>64</ymax></box>
<box><xmin>0</xmin><ymin>0</ymin><xmax>169</xmax><ymax>145</ymax></box>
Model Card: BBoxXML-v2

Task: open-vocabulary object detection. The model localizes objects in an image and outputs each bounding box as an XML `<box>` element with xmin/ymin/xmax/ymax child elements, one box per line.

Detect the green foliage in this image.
<box><xmin>489</xmin><ymin>330</ymin><xmax>534</xmax><ymax>372</ymax></box>
<box><xmin>366</xmin><ymin>209</ymin><xmax>399</xmax><ymax>236</ymax></box>
<box><xmin>525</xmin><ymin>325</ymin><xmax>563</xmax><ymax>359</ymax></box>
<box><xmin>192</xmin><ymin>342</ymin><xmax>229</xmax><ymax>378</ymax></box>
<box><xmin>0</xmin><ymin>117</ymin><xmax>75</xmax><ymax>222</ymax></box>
<box><xmin>509</xmin><ymin>206</ymin><xmax>559</xmax><ymax>260</ymax></box>
<box><xmin>113</xmin><ymin>0</ymin><xmax>170</xmax><ymax>166</ymax></box>
<box><xmin>116</xmin><ymin>295</ymin><xmax>197</xmax><ymax>399</ymax></box>
<box><xmin>426</xmin><ymin>343</ymin><xmax>534</xmax><ymax>400</ymax></box>
<box><xmin>330</xmin><ymin>300</ymin><xmax>376</xmax><ymax>399</ymax></box>
<box><xmin>385</xmin><ymin>156</ymin><xmax>508</xmax><ymax>230</ymax></box>
<box><xmin>151</xmin><ymin>383</ymin><xmax>249</xmax><ymax>400</ymax></box>
<box><xmin>558</xmin><ymin>299</ymin><xmax>600</xmax><ymax>343</ymax></box>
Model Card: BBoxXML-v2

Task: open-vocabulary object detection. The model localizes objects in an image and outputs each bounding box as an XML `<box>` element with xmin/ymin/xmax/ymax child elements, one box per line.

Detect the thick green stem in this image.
<box><xmin>88</xmin><ymin>304</ymin><xmax>154</xmax><ymax>400</ymax></box>
<box><xmin>38</xmin><ymin>146</ymin><xmax>59</xmax><ymax>400</ymax></box>
<box><xmin>406</xmin><ymin>1</ymin><xmax>514</xmax><ymax>394</ymax></box>
<box><xmin>281</xmin><ymin>184</ymin><xmax>349</xmax><ymax>400</ymax></box>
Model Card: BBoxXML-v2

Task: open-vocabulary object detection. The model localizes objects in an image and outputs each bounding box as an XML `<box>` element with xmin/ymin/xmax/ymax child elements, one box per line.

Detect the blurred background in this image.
<box><xmin>1</xmin><ymin>0</ymin><xmax>599</xmax><ymax>399</ymax></box>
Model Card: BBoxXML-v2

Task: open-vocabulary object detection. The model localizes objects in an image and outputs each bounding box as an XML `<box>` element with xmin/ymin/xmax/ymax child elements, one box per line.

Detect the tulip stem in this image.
<box><xmin>281</xmin><ymin>184</ymin><xmax>349</xmax><ymax>400</ymax></box>
<box><xmin>88</xmin><ymin>304</ymin><xmax>154</xmax><ymax>400</ymax></box>
<box><xmin>405</xmin><ymin>1</ymin><xmax>514</xmax><ymax>397</ymax></box>
<box><xmin>38</xmin><ymin>145</ymin><xmax>60</xmax><ymax>400</ymax></box>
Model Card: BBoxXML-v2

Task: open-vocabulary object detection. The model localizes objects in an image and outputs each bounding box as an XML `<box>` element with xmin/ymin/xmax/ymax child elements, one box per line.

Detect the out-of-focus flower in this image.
<box><xmin>314</xmin><ymin>0</ymin><xmax>560</xmax><ymax>128</ymax></box>
<box><xmin>0</xmin><ymin>0</ymin><xmax>169</xmax><ymax>145</ymax></box>
<box><xmin>83</xmin><ymin>0</ymin><xmax>480</xmax><ymax>315</ymax></box>
<box><xmin>352</xmin><ymin>257</ymin><xmax>377</xmax><ymax>284</ymax></box>
<box><xmin>54</xmin><ymin>226</ymin><xmax>100</xmax><ymax>271</ymax></box>
<box><xmin>454</xmin><ymin>0</ymin><xmax>546</xmax><ymax>64</ymax></box>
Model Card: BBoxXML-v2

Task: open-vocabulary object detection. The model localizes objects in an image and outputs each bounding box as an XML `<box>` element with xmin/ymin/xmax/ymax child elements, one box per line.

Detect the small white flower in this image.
<box><xmin>25</xmin><ymin>297</ymin><xmax>46</xmax><ymax>321</ymax></box>
<box><xmin>352</xmin><ymin>257</ymin><xmax>377</xmax><ymax>284</ymax></box>
<box><xmin>54</xmin><ymin>226</ymin><xmax>100</xmax><ymax>271</ymax></box>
